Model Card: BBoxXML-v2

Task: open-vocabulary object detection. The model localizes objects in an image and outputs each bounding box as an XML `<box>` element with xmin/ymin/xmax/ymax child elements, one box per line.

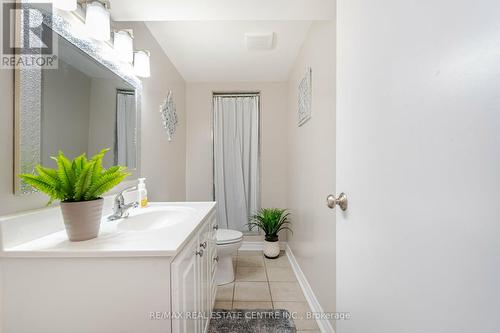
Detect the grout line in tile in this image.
<box><xmin>232</xmin><ymin>255</ymin><xmax>237</xmax><ymax>304</ymax></box>
<box><xmin>263</xmin><ymin>251</ymin><xmax>274</xmax><ymax>309</ymax></box>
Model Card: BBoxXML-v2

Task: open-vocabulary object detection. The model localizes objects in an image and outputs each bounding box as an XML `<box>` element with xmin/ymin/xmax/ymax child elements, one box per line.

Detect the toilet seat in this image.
<box><xmin>216</xmin><ymin>229</ymin><xmax>243</xmax><ymax>245</ymax></box>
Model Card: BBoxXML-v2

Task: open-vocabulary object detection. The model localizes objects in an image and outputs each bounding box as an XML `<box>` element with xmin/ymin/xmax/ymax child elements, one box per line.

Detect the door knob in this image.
<box><xmin>327</xmin><ymin>193</ymin><xmax>348</xmax><ymax>211</ymax></box>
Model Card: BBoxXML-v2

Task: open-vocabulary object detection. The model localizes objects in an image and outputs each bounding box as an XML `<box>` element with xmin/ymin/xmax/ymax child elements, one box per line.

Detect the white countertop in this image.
<box><xmin>0</xmin><ymin>202</ymin><xmax>216</xmax><ymax>258</ymax></box>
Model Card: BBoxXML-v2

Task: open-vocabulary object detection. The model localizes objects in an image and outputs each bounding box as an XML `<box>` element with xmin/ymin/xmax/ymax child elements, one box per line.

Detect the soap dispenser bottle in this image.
<box><xmin>138</xmin><ymin>178</ymin><xmax>148</xmax><ymax>208</ymax></box>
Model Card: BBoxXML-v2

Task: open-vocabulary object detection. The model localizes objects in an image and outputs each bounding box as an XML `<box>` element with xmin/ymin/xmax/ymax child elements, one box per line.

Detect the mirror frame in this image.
<box><xmin>14</xmin><ymin>4</ymin><xmax>142</xmax><ymax>194</ymax></box>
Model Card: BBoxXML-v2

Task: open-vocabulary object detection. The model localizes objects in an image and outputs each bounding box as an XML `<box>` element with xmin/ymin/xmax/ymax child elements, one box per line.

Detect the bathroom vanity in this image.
<box><xmin>0</xmin><ymin>201</ymin><xmax>217</xmax><ymax>333</ymax></box>
<box><xmin>3</xmin><ymin>6</ymin><xmax>217</xmax><ymax>333</ymax></box>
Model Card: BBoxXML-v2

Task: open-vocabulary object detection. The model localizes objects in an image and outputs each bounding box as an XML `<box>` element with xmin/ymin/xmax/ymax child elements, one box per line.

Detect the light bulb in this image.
<box><xmin>53</xmin><ymin>0</ymin><xmax>77</xmax><ymax>11</ymax></box>
<box><xmin>134</xmin><ymin>50</ymin><xmax>151</xmax><ymax>78</ymax></box>
<box><xmin>114</xmin><ymin>30</ymin><xmax>134</xmax><ymax>64</ymax></box>
<box><xmin>85</xmin><ymin>1</ymin><xmax>110</xmax><ymax>41</ymax></box>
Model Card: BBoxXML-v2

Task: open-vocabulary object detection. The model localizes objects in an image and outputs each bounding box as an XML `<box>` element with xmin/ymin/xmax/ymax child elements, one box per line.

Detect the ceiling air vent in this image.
<box><xmin>245</xmin><ymin>32</ymin><xmax>275</xmax><ymax>50</ymax></box>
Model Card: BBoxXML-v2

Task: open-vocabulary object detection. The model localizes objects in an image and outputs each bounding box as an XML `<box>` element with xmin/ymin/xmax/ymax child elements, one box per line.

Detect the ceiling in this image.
<box><xmin>109</xmin><ymin>0</ymin><xmax>335</xmax><ymax>21</ymax></box>
<box><xmin>146</xmin><ymin>21</ymin><xmax>312</xmax><ymax>82</ymax></box>
<box><xmin>109</xmin><ymin>0</ymin><xmax>333</xmax><ymax>82</ymax></box>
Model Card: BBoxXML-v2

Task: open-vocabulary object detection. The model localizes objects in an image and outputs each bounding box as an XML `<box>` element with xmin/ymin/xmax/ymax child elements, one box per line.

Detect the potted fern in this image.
<box><xmin>19</xmin><ymin>149</ymin><xmax>130</xmax><ymax>242</ymax></box>
<box><xmin>248</xmin><ymin>208</ymin><xmax>292</xmax><ymax>259</ymax></box>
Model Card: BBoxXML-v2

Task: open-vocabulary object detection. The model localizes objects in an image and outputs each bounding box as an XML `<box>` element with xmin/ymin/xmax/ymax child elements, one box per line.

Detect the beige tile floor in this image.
<box><xmin>215</xmin><ymin>250</ymin><xmax>320</xmax><ymax>332</ymax></box>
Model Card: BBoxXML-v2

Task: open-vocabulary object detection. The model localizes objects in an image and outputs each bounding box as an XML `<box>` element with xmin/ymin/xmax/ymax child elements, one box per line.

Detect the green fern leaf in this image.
<box><xmin>102</xmin><ymin>165</ymin><xmax>123</xmax><ymax>175</ymax></box>
<box><xmin>84</xmin><ymin>171</ymin><xmax>130</xmax><ymax>200</ymax></box>
<box><xmin>19</xmin><ymin>148</ymin><xmax>127</xmax><ymax>203</ymax></box>
<box><xmin>35</xmin><ymin>165</ymin><xmax>67</xmax><ymax>200</ymax></box>
<box><xmin>74</xmin><ymin>161</ymin><xmax>94</xmax><ymax>201</ymax></box>
<box><xmin>90</xmin><ymin>148</ymin><xmax>109</xmax><ymax>184</ymax></box>
<box><xmin>19</xmin><ymin>174</ymin><xmax>60</xmax><ymax>204</ymax></box>
<box><xmin>91</xmin><ymin>148</ymin><xmax>110</xmax><ymax>161</ymax></box>
<box><xmin>35</xmin><ymin>165</ymin><xmax>59</xmax><ymax>187</ymax></box>
<box><xmin>72</xmin><ymin>153</ymin><xmax>87</xmax><ymax>178</ymax></box>
<box><xmin>52</xmin><ymin>151</ymin><xmax>76</xmax><ymax>198</ymax></box>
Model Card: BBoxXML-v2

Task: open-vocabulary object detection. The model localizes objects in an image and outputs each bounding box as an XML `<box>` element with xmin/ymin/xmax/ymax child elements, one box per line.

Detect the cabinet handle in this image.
<box><xmin>200</xmin><ymin>241</ymin><xmax>207</xmax><ymax>249</ymax></box>
<box><xmin>213</xmin><ymin>225</ymin><xmax>219</xmax><ymax>231</ymax></box>
<box><xmin>196</xmin><ymin>249</ymin><xmax>204</xmax><ymax>257</ymax></box>
<box><xmin>213</xmin><ymin>256</ymin><xmax>219</xmax><ymax>262</ymax></box>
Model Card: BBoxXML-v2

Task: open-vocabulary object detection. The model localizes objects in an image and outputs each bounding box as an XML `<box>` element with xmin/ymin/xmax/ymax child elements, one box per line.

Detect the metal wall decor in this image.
<box><xmin>298</xmin><ymin>67</ymin><xmax>312</xmax><ymax>126</ymax></box>
<box><xmin>160</xmin><ymin>91</ymin><xmax>178</xmax><ymax>141</ymax></box>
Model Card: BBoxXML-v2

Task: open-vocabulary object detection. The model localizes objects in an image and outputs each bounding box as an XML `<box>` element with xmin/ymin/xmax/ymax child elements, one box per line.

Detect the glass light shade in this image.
<box><xmin>85</xmin><ymin>1</ymin><xmax>110</xmax><ymax>41</ymax></box>
<box><xmin>114</xmin><ymin>30</ymin><xmax>134</xmax><ymax>64</ymax></box>
<box><xmin>53</xmin><ymin>0</ymin><xmax>77</xmax><ymax>11</ymax></box>
<box><xmin>134</xmin><ymin>50</ymin><xmax>151</xmax><ymax>78</ymax></box>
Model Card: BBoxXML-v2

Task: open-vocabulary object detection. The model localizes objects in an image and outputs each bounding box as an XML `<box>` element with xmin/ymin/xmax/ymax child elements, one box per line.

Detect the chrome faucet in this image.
<box><xmin>108</xmin><ymin>186</ymin><xmax>139</xmax><ymax>221</ymax></box>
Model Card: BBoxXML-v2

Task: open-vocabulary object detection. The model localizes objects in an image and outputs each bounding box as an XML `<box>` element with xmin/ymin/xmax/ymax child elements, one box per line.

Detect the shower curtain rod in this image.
<box><xmin>213</xmin><ymin>92</ymin><xmax>260</xmax><ymax>97</ymax></box>
<box><xmin>117</xmin><ymin>89</ymin><xmax>135</xmax><ymax>95</ymax></box>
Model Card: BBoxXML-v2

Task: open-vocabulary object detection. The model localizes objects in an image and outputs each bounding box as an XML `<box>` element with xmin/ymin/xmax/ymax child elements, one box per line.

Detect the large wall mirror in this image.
<box><xmin>14</xmin><ymin>8</ymin><xmax>142</xmax><ymax>194</ymax></box>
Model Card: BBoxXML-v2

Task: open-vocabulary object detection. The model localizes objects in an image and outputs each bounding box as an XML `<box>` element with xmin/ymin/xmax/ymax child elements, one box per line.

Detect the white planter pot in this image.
<box><xmin>263</xmin><ymin>237</ymin><xmax>280</xmax><ymax>259</ymax></box>
<box><xmin>60</xmin><ymin>198</ymin><xmax>103</xmax><ymax>241</ymax></box>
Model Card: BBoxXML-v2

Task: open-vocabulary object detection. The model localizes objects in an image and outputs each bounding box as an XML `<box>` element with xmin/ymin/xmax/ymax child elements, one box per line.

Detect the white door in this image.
<box><xmin>336</xmin><ymin>1</ymin><xmax>500</xmax><ymax>332</ymax></box>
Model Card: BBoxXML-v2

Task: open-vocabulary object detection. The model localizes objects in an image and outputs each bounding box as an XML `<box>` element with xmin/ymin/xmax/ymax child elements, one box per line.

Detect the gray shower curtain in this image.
<box><xmin>116</xmin><ymin>91</ymin><xmax>136</xmax><ymax>168</ymax></box>
<box><xmin>213</xmin><ymin>95</ymin><xmax>260</xmax><ymax>232</ymax></box>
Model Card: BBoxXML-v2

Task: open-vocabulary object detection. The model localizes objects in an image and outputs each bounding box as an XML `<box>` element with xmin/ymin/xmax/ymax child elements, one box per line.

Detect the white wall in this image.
<box><xmin>286</xmin><ymin>21</ymin><xmax>337</xmax><ymax>324</ymax></box>
<box><xmin>185</xmin><ymin>82</ymin><xmax>288</xmax><ymax>210</ymax></box>
<box><xmin>0</xmin><ymin>21</ymin><xmax>186</xmax><ymax>216</ymax></box>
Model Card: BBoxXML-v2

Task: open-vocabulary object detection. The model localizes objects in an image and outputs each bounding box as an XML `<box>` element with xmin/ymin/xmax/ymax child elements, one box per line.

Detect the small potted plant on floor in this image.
<box><xmin>248</xmin><ymin>208</ymin><xmax>292</xmax><ymax>259</ymax></box>
<box><xmin>19</xmin><ymin>149</ymin><xmax>130</xmax><ymax>242</ymax></box>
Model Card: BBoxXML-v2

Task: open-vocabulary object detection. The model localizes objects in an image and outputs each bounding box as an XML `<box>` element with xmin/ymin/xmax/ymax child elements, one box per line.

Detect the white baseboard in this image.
<box><xmin>285</xmin><ymin>244</ymin><xmax>335</xmax><ymax>333</ymax></box>
<box><xmin>239</xmin><ymin>241</ymin><xmax>287</xmax><ymax>251</ymax></box>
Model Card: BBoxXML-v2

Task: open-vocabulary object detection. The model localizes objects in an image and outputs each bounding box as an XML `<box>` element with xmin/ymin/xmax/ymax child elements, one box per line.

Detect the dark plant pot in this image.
<box><xmin>60</xmin><ymin>198</ymin><xmax>103</xmax><ymax>241</ymax></box>
<box><xmin>263</xmin><ymin>235</ymin><xmax>280</xmax><ymax>259</ymax></box>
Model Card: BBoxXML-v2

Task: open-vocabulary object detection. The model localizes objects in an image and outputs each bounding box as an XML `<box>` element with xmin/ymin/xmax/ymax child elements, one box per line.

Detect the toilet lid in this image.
<box><xmin>217</xmin><ymin>229</ymin><xmax>243</xmax><ymax>245</ymax></box>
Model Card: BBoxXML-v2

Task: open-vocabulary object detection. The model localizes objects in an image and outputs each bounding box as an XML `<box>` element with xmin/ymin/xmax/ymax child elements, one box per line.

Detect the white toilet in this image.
<box><xmin>216</xmin><ymin>229</ymin><xmax>243</xmax><ymax>285</ymax></box>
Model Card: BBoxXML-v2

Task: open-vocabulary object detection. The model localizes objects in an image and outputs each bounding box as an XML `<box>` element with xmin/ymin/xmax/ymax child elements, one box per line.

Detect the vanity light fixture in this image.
<box><xmin>114</xmin><ymin>30</ymin><xmax>134</xmax><ymax>64</ymax></box>
<box><xmin>53</xmin><ymin>0</ymin><xmax>77</xmax><ymax>11</ymax></box>
<box><xmin>85</xmin><ymin>1</ymin><xmax>111</xmax><ymax>41</ymax></box>
<box><xmin>134</xmin><ymin>50</ymin><xmax>151</xmax><ymax>78</ymax></box>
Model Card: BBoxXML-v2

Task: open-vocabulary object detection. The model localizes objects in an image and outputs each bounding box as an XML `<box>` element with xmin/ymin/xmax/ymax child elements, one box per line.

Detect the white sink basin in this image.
<box><xmin>117</xmin><ymin>206</ymin><xmax>196</xmax><ymax>232</ymax></box>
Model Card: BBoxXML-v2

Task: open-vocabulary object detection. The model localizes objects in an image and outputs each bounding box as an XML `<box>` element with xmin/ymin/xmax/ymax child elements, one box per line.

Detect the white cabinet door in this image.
<box><xmin>172</xmin><ymin>236</ymin><xmax>200</xmax><ymax>333</ymax></box>
<box><xmin>208</xmin><ymin>214</ymin><xmax>218</xmax><ymax>311</ymax></box>
<box><xmin>200</xmin><ymin>213</ymin><xmax>218</xmax><ymax>333</ymax></box>
<box><xmin>198</xmin><ymin>223</ymin><xmax>210</xmax><ymax>332</ymax></box>
<box><xmin>172</xmin><ymin>214</ymin><xmax>217</xmax><ymax>333</ymax></box>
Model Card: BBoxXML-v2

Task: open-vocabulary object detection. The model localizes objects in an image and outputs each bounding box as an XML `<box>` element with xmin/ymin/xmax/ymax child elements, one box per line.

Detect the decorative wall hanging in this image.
<box><xmin>298</xmin><ymin>67</ymin><xmax>312</xmax><ymax>126</ymax></box>
<box><xmin>160</xmin><ymin>90</ymin><xmax>178</xmax><ymax>141</ymax></box>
